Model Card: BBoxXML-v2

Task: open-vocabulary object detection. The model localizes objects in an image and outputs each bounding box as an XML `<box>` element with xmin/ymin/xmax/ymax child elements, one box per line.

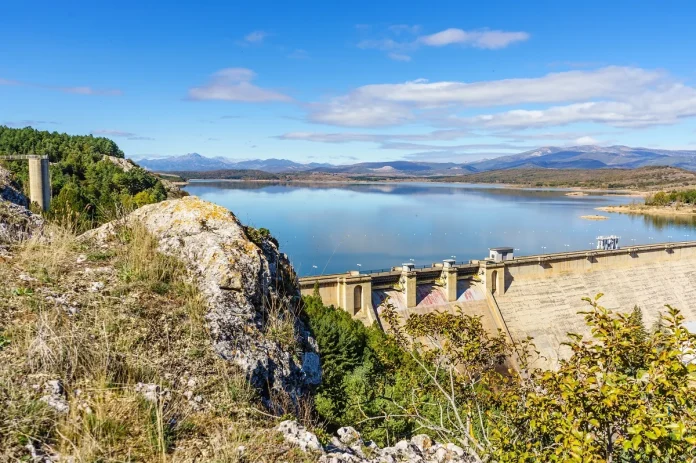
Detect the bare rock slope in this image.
<box><xmin>0</xmin><ymin>166</ymin><xmax>43</xmax><ymax>246</ymax></box>
<box><xmin>85</xmin><ymin>196</ymin><xmax>321</xmax><ymax>400</ymax></box>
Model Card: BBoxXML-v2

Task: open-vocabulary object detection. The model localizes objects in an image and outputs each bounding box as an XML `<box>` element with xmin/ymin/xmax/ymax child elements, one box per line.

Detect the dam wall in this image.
<box><xmin>299</xmin><ymin>241</ymin><xmax>696</xmax><ymax>369</ymax></box>
<box><xmin>484</xmin><ymin>241</ymin><xmax>696</xmax><ymax>368</ymax></box>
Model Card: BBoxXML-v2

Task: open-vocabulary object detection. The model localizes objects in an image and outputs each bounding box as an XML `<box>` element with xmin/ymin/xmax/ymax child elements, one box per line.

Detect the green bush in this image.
<box><xmin>302</xmin><ymin>295</ymin><xmax>440</xmax><ymax>445</ymax></box>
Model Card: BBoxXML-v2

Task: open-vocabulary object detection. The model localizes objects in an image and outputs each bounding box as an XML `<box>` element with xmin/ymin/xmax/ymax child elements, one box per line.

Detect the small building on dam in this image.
<box><xmin>299</xmin><ymin>240</ymin><xmax>696</xmax><ymax>369</ymax></box>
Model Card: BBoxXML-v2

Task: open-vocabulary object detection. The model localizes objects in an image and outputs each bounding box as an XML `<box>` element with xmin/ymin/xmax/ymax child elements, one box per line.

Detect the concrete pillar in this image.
<box><xmin>28</xmin><ymin>156</ymin><xmax>50</xmax><ymax>211</ymax></box>
<box><xmin>442</xmin><ymin>259</ymin><xmax>458</xmax><ymax>302</ymax></box>
<box><xmin>497</xmin><ymin>268</ymin><xmax>506</xmax><ymax>295</ymax></box>
<box><xmin>401</xmin><ymin>263</ymin><xmax>417</xmax><ymax>308</ymax></box>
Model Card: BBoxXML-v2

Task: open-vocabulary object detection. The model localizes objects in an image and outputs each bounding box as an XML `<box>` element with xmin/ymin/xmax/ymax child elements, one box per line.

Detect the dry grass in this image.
<box><xmin>0</xmin><ymin>222</ymin><xmax>318</xmax><ymax>462</ymax></box>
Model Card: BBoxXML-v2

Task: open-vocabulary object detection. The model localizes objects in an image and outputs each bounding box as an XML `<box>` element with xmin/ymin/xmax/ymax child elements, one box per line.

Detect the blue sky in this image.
<box><xmin>2</xmin><ymin>0</ymin><xmax>696</xmax><ymax>163</ymax></box>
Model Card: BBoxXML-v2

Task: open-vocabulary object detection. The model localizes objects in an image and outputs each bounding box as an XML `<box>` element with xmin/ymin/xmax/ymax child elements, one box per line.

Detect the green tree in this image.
<box><xmin>0</xmin><ymin>126</ymin><xmax>168</xmax><ymax>230</ymax></box>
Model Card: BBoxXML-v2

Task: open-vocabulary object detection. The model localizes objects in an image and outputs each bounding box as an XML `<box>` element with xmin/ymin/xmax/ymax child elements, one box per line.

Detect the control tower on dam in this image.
<box><xmin>299</xmin><ymin>240</ymin><xmax>696</xmax><ymax>369</ymax></box>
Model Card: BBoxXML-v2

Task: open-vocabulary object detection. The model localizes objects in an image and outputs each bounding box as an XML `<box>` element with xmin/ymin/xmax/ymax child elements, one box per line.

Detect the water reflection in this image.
<box><xmin>184</xmin><ymin>181</ymin><xmax>696</xmax><ymax>276</ymax></box>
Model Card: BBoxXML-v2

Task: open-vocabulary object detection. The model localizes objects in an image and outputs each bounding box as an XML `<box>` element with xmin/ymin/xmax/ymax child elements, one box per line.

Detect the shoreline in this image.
<box><xmin>597</xmin><ymin>205</ymin><xmax>696</xmax><ymax>216</ymax></box>
<box><xmin>180</xmin><ymin>177</ymin><xmax>646</xmax><ymax>195</ymax></box>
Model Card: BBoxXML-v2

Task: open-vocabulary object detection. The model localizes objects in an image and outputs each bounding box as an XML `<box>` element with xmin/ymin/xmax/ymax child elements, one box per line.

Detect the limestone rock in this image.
<box><xmin>40</xmin><ymin>380</ymin><xmax>69</xmax><ymax>414</ymax></box>
<box><xmin>134</xmin><ymin>382</ymin><xmax>170</xmax><ymax>403</ymax></box>
<box><xmin>0</xmin><ymin>166</ymin><xmax>43</xmax><ymax>246</ymax></box>
<box><xmin>0</xmin><ymin>199</ymin><xmax>43</xmax><ymax>246</ymax></box>
<box><xmin>0</xmin><ymin>165</ymin><xmax>29</xmax><ymax>207</ymax></box>
<box><xmin>102</xmin><ymin>155</ymin><xmax>137</xmax><ymax>173</ymax></box>
<box><xmin>276</xmin><ymin>420</ymin><xmax>324</xmax><ymax>453</ymax></box>
<box><xmin>84</xmin><ymin>196</ymin><xmax>320</xmax><ymax>402</ymax></box>
<box><xmin>279</xmin><ymin>420</ymin><xmax>477</xmax><ymax>463</ymax></box>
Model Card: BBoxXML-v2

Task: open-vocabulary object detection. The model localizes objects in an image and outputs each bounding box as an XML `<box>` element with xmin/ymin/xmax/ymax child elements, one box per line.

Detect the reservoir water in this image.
<box><xmin>183</xmin><ymin>181</ymin><xmax>696</xmax><ymax>276</ymax></box>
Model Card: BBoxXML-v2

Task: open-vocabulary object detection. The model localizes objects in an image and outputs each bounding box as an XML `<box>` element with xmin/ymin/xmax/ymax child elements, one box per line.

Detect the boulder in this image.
<box><xmin>84</xmin><ymin>196</ymin><xmax>321</xmax><ymax>403</ymax></box>
<box><xmin>278</xmin><ymin>420</ymin><xmax>478</xmax><ymax>463</ymax></box>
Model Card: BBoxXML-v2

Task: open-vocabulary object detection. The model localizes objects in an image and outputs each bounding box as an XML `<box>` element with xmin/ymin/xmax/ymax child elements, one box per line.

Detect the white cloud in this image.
<box><xmin>388</xmin><ymin>53</ymin><xmax>411</xmax><ymax>62</ymax></box>
<box><xmin>388</xmin><ymin>24</ymin><xmax>421</xmax><ymax>35</ymax></box>
<box><xmin>357</xmin><ymin>38</ymin><xmax>401</xmax><ymax>51</ymax></box>
<box><xmin>351</xmin><ymin>67</ymin><xmax>661</xmax><ymax>107</ymax></box>
<box><xmin>0</xmin><ymin>76</ymin><xmax>122</xmax><ymax>96</ymax></box>
<box><xmin>187</xmin><ymin>68</ymin><xmax>292</xmax><ymax>103</ymax></box>
<box><xmin>418</xmin><ymin>28</ymin><xmax>529</xmax><ymax>49</ymax></box>
<box><xmin>379</xmin><ymin>142</ymin><xmax>531</xmax><ymax>151</ymax></box>
<box><xmin>91</xmin><ymin>129</ymin><xmax>154</xmax><ymax>141</ymax></box>
<box><xmin>357</xmin><ymin>26</ymin><xmax>529</xmax><ymax>60</ymax></box>
<box><xmin>575</xmin><ymin>136</ymin><xmax>599</xmax><ymax>145</ymax></box>
<box><xmin>3</xmin><ymin>120</ymin><xmax>59</xmax><ymax>127</ymax></box>
<box><xmin>91</xmin><ymin>129</ymin><xmax>137</xmax><ymax>137</ymax></box>
<box><xmin>244</xmin><ymin>30</ymin><xmax>268</xmax><ymax>43</ymax></box>
<box><xmin>307</xmin><ymin>99</ymin><xmax>413</xmax><ymax>127</ymax></box>
<box><xmin>460</xmin><ymin>87</ymin><xmax>696</xmax><ymax>129</ymax></box>
<box><xmin>305</xmin><ymin>66</ymin><xmax>696</xmax><ymax>129</ymax></box>
<box><xmin>277</xmin><ymin>128</ymin><xmax>475</xmax><ymax>144</ymax></box>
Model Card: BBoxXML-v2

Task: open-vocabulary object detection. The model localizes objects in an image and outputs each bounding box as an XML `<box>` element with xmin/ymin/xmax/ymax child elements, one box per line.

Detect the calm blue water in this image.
<box><xmin>183</xmin><ymin>181</ymin><xmax>696</xmax><ymax>276</ymax></box>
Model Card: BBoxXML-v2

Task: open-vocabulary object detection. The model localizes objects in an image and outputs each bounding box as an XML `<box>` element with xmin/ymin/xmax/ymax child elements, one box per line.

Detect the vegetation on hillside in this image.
<box><xmin>646</xmin><ymin>189</ymin><xmax>696</xmax><ymax>206</ymax></box>
<box><xmin>303</xmin><ymin>293</ymin><xmax>436</xmax><ymax>445</ymax></box>
<box><xmin>0</xmin><ymin>208</ymin><xmax>694</xmax><ymax>460</ymax></box>
<box><xmin>437</xmin><ymin>166</ymin><xmax>696</xmax><ymax>190</ymax></box>
<box><xmin>304</xmin><ymin>292</ymin><xmax>696</xmax><ymax>462</ymax></box>
<box><xmin>0</xmin><ymin>126</ymin><xmax>168</xmax><ymax>230</ymax></box>
<box><xmin>0</xmin><ymin>224</ymin><xmax>311</xmax><ymax>462</ymax></box>
<box><xmin>172</xmin><ymin>169</ymin><xmax>280</xmax><ymax>181</ymax></box>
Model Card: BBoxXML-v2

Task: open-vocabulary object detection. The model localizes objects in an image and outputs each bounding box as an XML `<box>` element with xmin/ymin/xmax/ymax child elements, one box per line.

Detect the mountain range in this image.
<box><xmin>136</xmin><ymin>145</ymin><xmax>696</xmax><ymax>176</ymax></box>
<box><xmin>135</xmin><ymin>153</ymin><xmax>332</xmax><ymax>173</ymax></box>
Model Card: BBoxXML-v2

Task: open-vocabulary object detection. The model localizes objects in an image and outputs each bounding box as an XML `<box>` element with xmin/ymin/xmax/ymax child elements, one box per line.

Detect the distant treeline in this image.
<box><xmin>171</xmin><ymin>169</ymin><xmax>280</xmax><ymax>180</ymax></box>
<box><xmin>646</xmin><ymin>189</ymin><xmax>696</xmax><ymax>206</ymax></box>
<box><xmin>0</xmin><ymin>126</ymin><xmax>167</xmax><ymax>230</ymax></box>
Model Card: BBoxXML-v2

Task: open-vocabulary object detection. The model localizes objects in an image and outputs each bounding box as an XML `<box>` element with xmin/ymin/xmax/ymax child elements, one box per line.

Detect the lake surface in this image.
<box><xmin>183</xmin><ymin>181</ymin><xmax>696</xmax><ymax>276</ymax></box>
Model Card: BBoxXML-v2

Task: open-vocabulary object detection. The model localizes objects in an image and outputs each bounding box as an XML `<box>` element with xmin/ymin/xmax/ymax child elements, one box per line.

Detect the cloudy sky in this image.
<box><xmin>2</xmin><ymin>0</ymin><xmax>696</xmax><ymax>163</ymax></box>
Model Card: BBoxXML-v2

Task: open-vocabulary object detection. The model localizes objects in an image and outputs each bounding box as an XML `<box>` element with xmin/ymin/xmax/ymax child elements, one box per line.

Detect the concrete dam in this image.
<box><xmin>299</xmin><ymin>240</ymin><xmax>696</xmax><ymax>369</ymax></box>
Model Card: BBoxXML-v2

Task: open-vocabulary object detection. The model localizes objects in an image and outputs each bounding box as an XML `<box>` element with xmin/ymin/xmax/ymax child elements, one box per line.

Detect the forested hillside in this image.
<box><xmin>0</xmin><ymin>126</ymin><xmax>168</xmax><ymax>230</ymax></box>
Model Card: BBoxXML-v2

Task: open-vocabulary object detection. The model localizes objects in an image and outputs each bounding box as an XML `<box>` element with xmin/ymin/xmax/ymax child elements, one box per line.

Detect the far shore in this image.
<box><xmin>597</xmin><ymin>204</ymin><xmax>696</xmax><ymax>216</ymax></box>
<box><xmin>179</xmin><ymin>177</ymin><xmax>650</xmax><ymax>196</ymax></box>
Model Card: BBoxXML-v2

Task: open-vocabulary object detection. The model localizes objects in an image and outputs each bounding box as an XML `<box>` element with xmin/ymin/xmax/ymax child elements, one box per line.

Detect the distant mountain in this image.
<box><xmin>465</xmin><ymin>145</ymin><xmax>696</xmax><ymax>171</ymax></box>
<box><xmin>137</xmin><ymin>153</ymin><xmax>233</xmax><ymax>172</ymax></box>
<box><xmin>135</xmin><ymin>145</ymin><xmax>696</xmax><ymax>177</ymax></box>
<box><xmin>308</xmin><ymin>161</ymin><xmax>478</xmax><ymax>176</ymax></box>
<box><xmin>136</xmin><ymin>153</ymin><xmax>332</xmax><ymax>173</ymax></box>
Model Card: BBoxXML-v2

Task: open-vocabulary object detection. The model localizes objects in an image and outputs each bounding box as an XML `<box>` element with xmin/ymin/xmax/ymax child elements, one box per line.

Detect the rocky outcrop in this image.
<box><xmin>0</xmin><ymin>166</ymin><xmax>43</xmax><ymax>247</ymax></box>
<box><xmin>102</xmin><ymin>155</ymin><xmax>185</xmax><ymax>198</ymax></box>
<box><xmin>0</xmin><ymin>165</ymin><xmax>29</xmax><ymax>207</ymax></box>
<box><xmin>84</xmin><ymin>196</ymin><xmax>321</xmax><ymax>403</ymax></box>
<box><xmin>276</xmin><ymin>421</ymin><xmax>477</xmax><ymax>463</ymax></box>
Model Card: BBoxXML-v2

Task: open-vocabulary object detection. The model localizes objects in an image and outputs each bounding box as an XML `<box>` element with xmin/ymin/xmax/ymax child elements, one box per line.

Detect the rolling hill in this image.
<box><xmin>134</xmin><ymin>145</ymin><xmax>696</xmax><ymax>177</ymax></box>
<box><xmin>466</xmin><ymin>145</ymin><xmax>696</xmax><ymax>171</ymax></box>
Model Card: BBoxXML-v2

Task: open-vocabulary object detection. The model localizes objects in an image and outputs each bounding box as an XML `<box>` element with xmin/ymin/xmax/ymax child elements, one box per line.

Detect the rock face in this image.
<box><xmin>0</xmin><ymin>166</ymin><xmax>43</xmax><ymax>246</ymax></box>
<box><xmin>85</xmin><ymin>196</ymin><xmax>321</xmax><ymax>402</ymax></box>
<box><xmin>0</xmin><ymin>165</ymin><xmax>29</xmax><ymax>207</ymax></box>
<box><xmin>276</xmin><ymin>421</ymin><xmax>477</xmax><ymax>463</ymax></box>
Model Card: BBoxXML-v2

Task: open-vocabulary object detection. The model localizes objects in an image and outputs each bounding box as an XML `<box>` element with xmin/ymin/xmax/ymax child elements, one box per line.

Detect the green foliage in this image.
<box><xmin>0</xmin><ymin>126</ymin><xmax>167</xmax><ymax>231</ymax></box>
<box><xmin>339</xmin><ymin>296</ymin><xmax>696</xmax><ymax>461</ymax></box>
<box><xmin>0</xmin><ymin>125</ymin><xmax>123</xmax><ymax>161</ymax></box>
<box><xmin>646</xmin><ymin>189</ymin><xmax>696</xmax><ymax>206</ymax></box>
<box><xmin>172</xmin><ymin>169</ymin><xmax>279</xmax><ymax>180</ymax></box>
<box><xmin>245</xmin><ymin>225</ymin><xmax>280</xmax><ymax>248</ymax></box>
<box><xmin>493</xmin><ymin>297</ymin><xmax>696</xmax><ymax>462</ymax></box>
<box><xmin>303</xmin><ymin>295</ymin><xmax>434</xmax><ymax>445</ymax></box>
